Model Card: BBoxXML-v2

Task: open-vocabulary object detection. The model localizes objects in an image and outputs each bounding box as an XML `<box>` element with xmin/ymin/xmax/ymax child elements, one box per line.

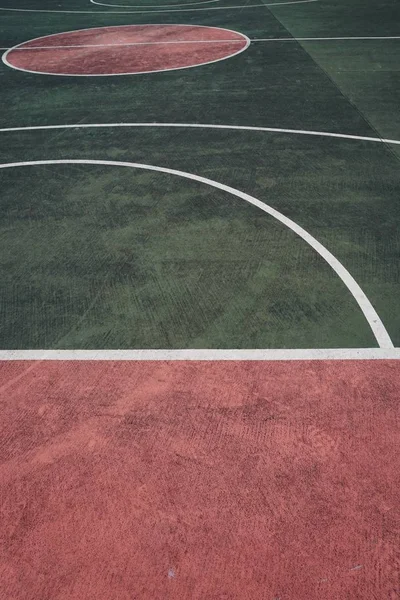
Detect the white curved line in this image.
<box><xmin>2</xmin><ymin>24</ymin><xmax>250</xmax><ymax>77</ymax></box>
<box><xmin>0</xmin><ymin>159</ymin><xmax>392</xmax><ymax>349</ymax></box>
<box><xmin>91</xmin><ymin>0</ymin><xmax>219</xmax><ymax>6</ymax></box>
<box><xmin>0</xmin><ymin>122</ymin><xmax>399</xmax><ymax>146</ymax></box>
<box><xmin>0</xmin><ymin>0</ymin><xmax>318</xmax><ymax>14</ymax></box>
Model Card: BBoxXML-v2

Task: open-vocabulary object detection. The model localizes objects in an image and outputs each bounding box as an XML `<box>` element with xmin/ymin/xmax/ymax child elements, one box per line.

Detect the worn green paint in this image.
<box><xmin>0</xmin><ymin>0</ymin><xmax>399</xmax><ymax>348</ymax></box>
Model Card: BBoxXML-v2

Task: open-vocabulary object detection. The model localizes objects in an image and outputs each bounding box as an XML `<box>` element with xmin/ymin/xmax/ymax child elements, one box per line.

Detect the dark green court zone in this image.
<box><xmin>0</xmin><ymin>0</ymin><xmax>399</xmax><ymax>349</ymax></box>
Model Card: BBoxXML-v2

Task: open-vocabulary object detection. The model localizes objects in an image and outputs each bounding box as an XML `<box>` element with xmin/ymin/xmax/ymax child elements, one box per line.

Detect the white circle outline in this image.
<box><xmin>2</xmin><ymin>24</ymin><xmax>251</xmax><ymax>77</ymax></box>
<box><xmin>0</xmin><ymin>158</ymin><xmax>393</xmax><ymax>349</ymax></box>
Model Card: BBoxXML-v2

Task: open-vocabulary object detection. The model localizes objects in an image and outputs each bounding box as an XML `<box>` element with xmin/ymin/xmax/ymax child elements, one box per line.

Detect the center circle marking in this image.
<box><xmin>2</xmin><ymin>24</ymin><xmax>250</xmax><ymax>76</ymax></box>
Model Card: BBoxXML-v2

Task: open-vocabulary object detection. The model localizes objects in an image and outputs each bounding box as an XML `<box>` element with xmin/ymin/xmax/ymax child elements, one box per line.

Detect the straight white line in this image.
<box><xmin>0</xmin><ymin>159</ymin><xmax>393</xmax><ymax>349</ymax></box>
<box><xmin>1</xmin><ymin>40</ymin><xmax>247</xmax><ymax>51</ymax></box>
<box><xmin>252</xmin><ymin>36</ymin><xmax>400</xmax><ymax>41</ymax></box>
<box><xmin>0</xmin><ymin>0</ymin><xmax>318</xmax><ymax>14</ymax></box>
<box><xmin>1</xmin><ymin>36</ymin><xmax>399</xmax><ymax>52</ymax></box>
<box><xmin>0</xmin><ymin>122</ymin><xmax>399</xmax><ymax>147</ymax></box>
<box><xmin>0</xmin><ymin>349</ymin><xmax>399</xmax><ymax>361</ymax></box>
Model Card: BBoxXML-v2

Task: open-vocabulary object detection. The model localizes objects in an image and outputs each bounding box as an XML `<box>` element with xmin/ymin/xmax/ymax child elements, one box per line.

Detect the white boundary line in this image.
<box><xmin>1</xmin><ymin>122</ymin><xmax>399</xmax><ymax>146</ymax></box>
<box><xmin>0</xmin><ymin>0</ymin><xmax>318</xmax><ymax>14</ymax></box>
<box><xmin>90</xmin><ymin>0</ymin><xmax>219</xmax><ymax>6</ymax></box>
<box><xmin>0</xmin><ymin>159</ymin><xmax>393</xmax><ymax>349</ymax></box>
<box><xmin>1</xmin><ymin>349</ymin><xmax>399</xmax><ymax>361</ymax></box>
<box><xmin>2</xmin><ymin>24</ymin><xmax>250</xmax><ymax>77</ymax></box>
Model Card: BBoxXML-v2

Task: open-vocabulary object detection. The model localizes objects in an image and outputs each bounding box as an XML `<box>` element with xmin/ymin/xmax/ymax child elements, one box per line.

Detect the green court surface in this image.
<box><xmin>1</xmin><ymin>0</ymin><xmax>399</xmax><ymax>350</ymax></box>
<box><xmin>2</xmin><ymin>3</ymin><xmax>400</xmax><ymax>600</ymax></box>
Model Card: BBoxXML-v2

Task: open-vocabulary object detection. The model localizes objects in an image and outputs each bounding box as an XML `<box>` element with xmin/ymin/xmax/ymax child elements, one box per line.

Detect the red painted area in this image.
<box><xmin>4</xmin><ymin>25</ymin><xmax>248</xmax><ymax>75</ymax></box>
<box><xmin>1</xmin><ymin>360</ymin><xmax>399</xmax><ymax>599</ymax></box>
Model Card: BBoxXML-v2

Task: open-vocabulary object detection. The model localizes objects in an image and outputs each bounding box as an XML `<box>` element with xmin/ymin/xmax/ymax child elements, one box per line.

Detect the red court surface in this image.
<box><xmin>1</xmin><ymin>359</ymin><xmax>399</xmax><ymax>599</ymax></box>
<box><xmin>3</xmin><ymin>25</ymin><xmax>249</xmax><ymax>76</ymax></box>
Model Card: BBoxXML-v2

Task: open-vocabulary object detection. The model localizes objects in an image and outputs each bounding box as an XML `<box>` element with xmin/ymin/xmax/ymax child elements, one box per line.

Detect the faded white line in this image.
<box><xmin>0</xmin><ymin>159</ymin><xmax>393</xmax><ymax>349</ymax></box>
<box><xmin>0</xmin><ymin>122</ymin><xmax>399</xmax><ymax>147</ymax></box>
<box><xmin>1</xmin><ymin>35</ymin><xmax>400</xmax><ymax>52</ymax></box>
<box><xmin>91</xmin><ymin>0</ymin><xmax>219</xmax><ymax>6</ymax></box>
<box><xmin>0</xmin><ymin>349</ymin><xmax>399</xmax><ymax>360</ymax></box>
<box><xmin>0</xmin><ymin>0</ymin><xmax>318</xmax><ymax>14</ymax></box>
<box><xmin>252</xmin><ymin>36</ymin><xmax>400</xmax><ymax>41</ymax></box>
<box><xmin>0</xmin><ymin>39</ymin><xmax>248</xmax><ymax>51</ymax></box>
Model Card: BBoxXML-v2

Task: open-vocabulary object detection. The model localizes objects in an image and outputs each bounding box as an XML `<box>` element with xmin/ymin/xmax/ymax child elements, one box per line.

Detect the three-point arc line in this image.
<box><xmin>0</xmin><ymin>157</ymin><xmax>394</xmax><ymax>349</ymax></box>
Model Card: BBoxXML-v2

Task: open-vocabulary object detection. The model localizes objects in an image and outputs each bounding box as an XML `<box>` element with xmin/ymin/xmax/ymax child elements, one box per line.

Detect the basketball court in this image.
<box><xmin>1</xmin><ymin>0</ymin><xmax>399</xmax><ymax>598</ymax></box>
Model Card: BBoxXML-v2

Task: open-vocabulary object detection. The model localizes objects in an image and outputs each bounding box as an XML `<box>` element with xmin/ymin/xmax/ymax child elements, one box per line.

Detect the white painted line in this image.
<box><xmin>1</xmin><ymin>40</ymin><xmax>249</xmax><ymax>51</ymax></box>
<box><xmin>2</xmin><ymin>25</ymin><xmax>250</xmax><ymax>77</ymax></box>
<box><xmin>90</xmin><ymin>0</ymin><xmax>220</xmax><ymax>6</ymax></box>
<box><xmin>1</xmin><ymin>35</ymin><xmax>400</xmax><ymax>52</ymax></box>
<box><xmin>252</xmin><ymin>36</ymin><xmax>400</xmax><ymax>41</ymax></box>
<box><xmin>0</xmin><ymin>122</ymin><xmax>399</xmax><ymax>147</ymax></box>
<box><xmin>0</xmin><ymin>159</ymin><xmax>393</xmax><ymax>349</ymax></box>
<box><xmin>0</xmin><ymin>349</ymin><xmax>399</xmax><ymax>361</ymax></box>
<box><xmin>0</xmin><ymin>0</ymin><xmax>318</xmax><ymax>14</ymax></box>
